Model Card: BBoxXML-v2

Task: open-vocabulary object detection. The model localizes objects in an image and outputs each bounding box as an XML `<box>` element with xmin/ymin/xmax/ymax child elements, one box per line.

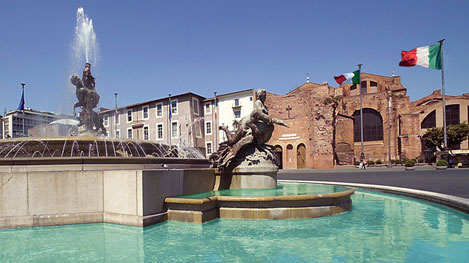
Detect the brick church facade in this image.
<box><xmin>266</xmin><ymin>73</ymin><xmax>469</xmax><ymax>169</ymax></box>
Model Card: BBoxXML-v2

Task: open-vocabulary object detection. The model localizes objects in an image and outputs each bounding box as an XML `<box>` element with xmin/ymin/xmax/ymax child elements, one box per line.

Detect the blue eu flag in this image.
<box><xmin>17</xmin><ymin>90</ymin><xmax>24</xmax><ymax>111</ymax></box>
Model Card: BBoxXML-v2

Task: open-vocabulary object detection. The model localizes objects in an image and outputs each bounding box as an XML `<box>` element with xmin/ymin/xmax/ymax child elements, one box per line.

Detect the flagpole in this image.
<box><xmin>438</xmin><ymin>39</ymin><xmax>447</xmax><ymax>151</ymax></box>
<box><xmin>21</xmin><ymin>83</ymin><xmax>25</xmax><ymax>137</ymax></box>
<box><xmin>358</xmin><ymin>64</ymin><xmax>364</xmax><ymax>162</ymax></box>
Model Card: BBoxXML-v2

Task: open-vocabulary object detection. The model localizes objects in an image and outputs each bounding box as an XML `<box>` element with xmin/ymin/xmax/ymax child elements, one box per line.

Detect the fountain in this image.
<box><xmin>165</xmin><ymin>89</ymin><xmax>354</xmax><ymax>223</ymax></box>
<box><xmin>0</xmin><ymin>7</ymin><xmax>210</xmax><ymax>229</ymax></box>
<box><xmin>0</xmin><ymin>7</ymin><xmax>352</xmax><ymax>229</ymax></box>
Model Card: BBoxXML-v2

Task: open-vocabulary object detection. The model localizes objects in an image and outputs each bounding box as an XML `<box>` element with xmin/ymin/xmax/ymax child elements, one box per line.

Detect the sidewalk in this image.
<box><xmin>278</xmin><ymin>167</ymin><xmax>469</xmax><ymax>198</ymax></box>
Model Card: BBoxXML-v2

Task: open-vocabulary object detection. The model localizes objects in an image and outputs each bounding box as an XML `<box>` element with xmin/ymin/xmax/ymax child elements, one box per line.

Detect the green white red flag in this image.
<box><xmin>214</xmin><ymin>97</ymin><xmax>217</xmax><ymax>119</ymax></box>
<box><xmin>334</xmin><ymin>70</ymin><xmax>360</xmax><ymax>85</ymax></box>
<box><xmin>399</xmin><ymin>43</ymin><xmax>441</xmax><ymax>69</ymax></box>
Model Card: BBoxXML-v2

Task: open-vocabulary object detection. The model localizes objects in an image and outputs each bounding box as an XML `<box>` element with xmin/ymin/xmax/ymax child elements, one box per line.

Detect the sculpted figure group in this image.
<box><xmin>71</xmin><ymin>63</ymin><xmax>106</xmax><ymax>135</ymax></box>
<box><xmin>210</xmin><ymin>89</ymin><xmax>288</xmax><ymax>170</ymax></box>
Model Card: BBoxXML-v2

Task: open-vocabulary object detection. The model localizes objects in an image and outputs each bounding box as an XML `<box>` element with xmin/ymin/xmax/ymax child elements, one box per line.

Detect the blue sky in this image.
<box><xmin>1</xmin><ymin>1</ymin><xmax>468</xmax><ymax>114</ymax></box>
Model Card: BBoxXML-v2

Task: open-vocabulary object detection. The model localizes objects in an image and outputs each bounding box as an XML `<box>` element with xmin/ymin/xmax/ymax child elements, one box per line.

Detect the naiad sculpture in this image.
<box><xmin>71</xmin><ymin>63</ymin><xmax>106</xmax><ymax>135</ymax></box>
<box><xmin>210</xmin><ymin>89</ymin><xmax>289</xmax><ymax>170</ymax></box>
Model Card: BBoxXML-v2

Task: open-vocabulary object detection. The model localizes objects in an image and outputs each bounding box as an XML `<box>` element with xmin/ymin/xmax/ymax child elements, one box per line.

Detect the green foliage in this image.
<box><xmin>355</xmin><ymin>160</ymin><xmax>360</xmax><ymax>166</ymax></box>
<box><xmin>422</xmin><ymin>122</ymin><xmax>469</xmax><ymax>151</ymax></box>
<box><xmin>417</xmin><ymin>156</ymin><xmax>425</xmax><ymax>163</ymax></box>
<box><xmin>367</xmin><ymin>160</ymin><xmax>375</xmax><ymax>165</ymax></box>
<box><xmin>437</xmin><ymin>159</ymin><xmax>448</xmax><ymax>166</ymax></box>
<box><xmin>405</xmin><ymin>159</ymin><xmax>416</xmax><ymax>167</ymax></box>
<box><xmin>395</xmin><ymin>159</ymin><xmax>403</xmax><ymax>165</ymax></box>
<box><xmin>323</xmin><ymin>95</ymin><xmax>343</xmax><ymax>107</ymax></box>
<box><xmin>376</xmin><ymin>159</ymin><xmax>382</xmax><ymax>164</ymax></box>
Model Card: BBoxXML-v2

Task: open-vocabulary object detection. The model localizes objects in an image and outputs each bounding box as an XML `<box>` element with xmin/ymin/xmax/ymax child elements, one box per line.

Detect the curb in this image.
<box><xmin>279</xmin><ymin>180</ymin><xmax>469</xmax><ymax>214</ymax></box>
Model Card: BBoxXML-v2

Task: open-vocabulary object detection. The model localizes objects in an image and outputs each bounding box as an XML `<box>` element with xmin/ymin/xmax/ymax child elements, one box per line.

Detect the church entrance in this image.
<box><xmin>275</xmin><ymin>145</ymin><xmax>283</xmax><ymax>169</ymax></box>
<box><xmin>297</xmin><ymin>143</ymin><xmax>306</xmax><ymax>169</ymax></box>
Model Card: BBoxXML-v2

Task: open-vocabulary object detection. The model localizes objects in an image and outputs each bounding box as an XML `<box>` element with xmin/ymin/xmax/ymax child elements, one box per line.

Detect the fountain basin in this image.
<box><xmin>165</xmin><ymin>183</ymin><xmax>354</xmax><ymax>223</ymax></box>
<box><xmin>0</xmin><ymin>154</ymin><xmax>211</xmax><ymax>229</ymax></box>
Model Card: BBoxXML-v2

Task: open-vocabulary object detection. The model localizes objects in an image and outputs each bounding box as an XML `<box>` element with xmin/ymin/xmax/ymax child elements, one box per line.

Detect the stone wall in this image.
<box><xmin>266</xmin><ymin>82</ymin><xmax>334</xmax><ymax>169</ymax></box>
<box><xmin>0</xmin><ymin>164</ymin><xmax>214</xmax><ymax>229</ymax></box>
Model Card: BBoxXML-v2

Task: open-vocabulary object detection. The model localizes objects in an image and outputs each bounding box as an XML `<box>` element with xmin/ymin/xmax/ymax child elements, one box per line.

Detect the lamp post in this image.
<box><xmin>114</xmin><ymin>92</ymin><xmax>118</xmax><ymax>138</ymax></box>
<box><xmin>168</xmin><ymin>94</ymin><xmax>172</xmax><ymax>146</ymax></box>
<box><xmin>21</xmin><ymin>83</ymin><xmax>26</xmax><ymax>137</ymax></box>
<box><xmin>214</xmin><ymin>91</ymin><xmax>217</xmax><ymax>151</ymax></box>
<box><xmin>387</xmin><ymin>87</ymin><xmax>392</xmax><ymax>168</ymax></box>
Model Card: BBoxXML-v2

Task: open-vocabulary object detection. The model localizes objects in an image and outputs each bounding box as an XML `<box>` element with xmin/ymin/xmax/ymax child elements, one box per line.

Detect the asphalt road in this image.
<box><xmin>278</xmin><ymin>166</ymin><xmax>469</xmax><ymax>199</ymax></box>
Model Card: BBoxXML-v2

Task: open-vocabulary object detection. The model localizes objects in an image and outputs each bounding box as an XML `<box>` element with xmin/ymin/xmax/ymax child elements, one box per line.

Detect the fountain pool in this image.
<box><xmin>1</xmin><ymin>188</ymin><xmax>468</xmax><ymax>262</ymax></box>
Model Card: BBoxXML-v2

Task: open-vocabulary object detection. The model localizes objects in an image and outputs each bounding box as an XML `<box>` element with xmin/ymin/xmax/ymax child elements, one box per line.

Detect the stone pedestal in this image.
<box><xmin>230</xmin><ymin>166</ymin><xmax>278</xmax><ymax>189</ymax></box>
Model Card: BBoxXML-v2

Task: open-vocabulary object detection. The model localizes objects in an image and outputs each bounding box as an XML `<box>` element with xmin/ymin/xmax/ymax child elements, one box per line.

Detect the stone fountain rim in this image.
<box><xmin>0</xmin><ymin>156</ymin><xmax>208</xmax><ymax>166</ymax></box>
<box><xmin>0</xmin><ymin>136</ymin><xmax>170</xmax><ymax>144</ymax></box>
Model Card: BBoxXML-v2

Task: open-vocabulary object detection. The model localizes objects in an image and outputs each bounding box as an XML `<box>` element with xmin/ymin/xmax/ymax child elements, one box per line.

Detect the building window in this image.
<box><xmin>171</xmin><ymin>121</ymin><xmax>178</xmax><ymax>138</ymax></box>
<box><xmin>115</xmin><ymin>130</ymin><xmax>120</xmax><ymax>138</ymax></box>
<box><xmin>235</xmin><ymin>98</ymin><xmax>239</xmax><ymax>106</ymax></box>
<box><xmin>206</xmin><ymin>121</ymin><xmax>212</xmax><ymax>135</ymax></box>
<box><xmin>421</xmin><ymin>110</ymin><xmax>436</xmax><ymax>129</ymax></box>
<box><xmin>156</xmin><ymin>123</ymin><xmax>163</xmax><ymax>140</ymax></box>
<box><xmin>193</xmin><ymin>98</ymin><xmax>199</xmax><ymax>115</ymax></box>
<box><xmin>446</xmin><ymin>105</ymin><xmax>460</xmax><ymax>126</ymax></box>
<box><xmin>205</xmin><ymin>103</ymin><xmax>211</xmax><ymax>114</ymax></box>
<box><xmin>103</xmin><ymin>115</ymin><xmax>109</xmax><ymax>127</ymax></box>
<box><xmin>127</xmin><ymin>110</ymin><xmax>132</xmax><ymax>123</ymax></box>
<box><xmin>350</xmin><ymin>84</ymin><xmax>357</xmax><ymax>90</ymax></box>
<box><xmin>142</xmin><ymin>106</ymin><xmax>149</xmax><ymax>120</ymax></box>
<box><xmin>370</xmin><ymin>81</ymin><xmax>378</xmax><ymax>87</ymax></box>
<box><xmin>353</xmin><ymin>108</ymin><xmax>383</xmax><ymax>142</ymax></box>
<box><xmin>171</xmin><ymin>100</ymin><xmax>178</xmax><ymax>115</ymax></box>
<box><xmin>156</xmin><ymin>103</ymin><xmax>163</xmax><ymax>117</ymax></box>
<box><xmin>127</xmin><ymin>128</ymin><xmax>132</xmax><ymax>139</ymax></box>
<box><xmin>206</xmin><ymin>142</ymin><xmax>213</xmax><ymax>155</ymax></box>
<box><xmin>143</xmin><ymin>126</ymin><xmax>149</xmax><ymax>140</ymax></box>
<box><xmin>234</xmin><ymin>110</ymin><xmax>241</xmax><ymax>119</ymax></box>
<box><xmin>360</xmin><ymin>81</ymin><xmax>367</xmax><ymax>94</ymax></box>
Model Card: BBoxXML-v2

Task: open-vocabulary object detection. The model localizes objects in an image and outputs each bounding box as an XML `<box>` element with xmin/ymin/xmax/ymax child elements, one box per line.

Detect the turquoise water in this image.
<box><xmin>1</xmin><ymin>190</ymin><xmax>469</xmax><ymax>262</ymax></box>
<box><xmin>179</xmin><ymin>183</ymin><xmax>349</xmax><ymax>199</ymax></box>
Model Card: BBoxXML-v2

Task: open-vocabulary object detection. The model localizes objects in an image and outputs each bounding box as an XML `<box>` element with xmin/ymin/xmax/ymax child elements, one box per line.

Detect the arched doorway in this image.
<box><xmin>297</xmin><ymin>143</ymin><xmax>306</xmax><ymax>169</ymax></box>
<box><xmin>275</xmin><ymin>145</ymin><xmax>283</xmax><ymax>169</ymax></box>
<box><xmin>286</xmin><ymin>144</ymin><xmax>294</xmax><ymax>165</ymax></box>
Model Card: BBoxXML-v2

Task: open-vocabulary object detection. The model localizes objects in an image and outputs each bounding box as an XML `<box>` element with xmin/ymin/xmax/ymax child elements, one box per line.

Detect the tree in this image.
<box><xmin>323</xmin><ymin>95</ymin><xmax>343</xmax><ymax>164</ymax></box>
<box><xmin>422</xmin><ymin>122</ymin><xmax>469</xmax><ymax>151</ymax></box>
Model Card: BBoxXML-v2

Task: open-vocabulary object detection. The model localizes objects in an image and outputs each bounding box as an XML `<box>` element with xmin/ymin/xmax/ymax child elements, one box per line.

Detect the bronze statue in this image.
<box><xmin>71</xmin><ymin>63</ymin><xmax>106</xmax><ymax>135</ymax></box>
<box><xmin>211</xmin><ymin>89</ymin><xmax>288</xmax><ymax>170</ymax></box>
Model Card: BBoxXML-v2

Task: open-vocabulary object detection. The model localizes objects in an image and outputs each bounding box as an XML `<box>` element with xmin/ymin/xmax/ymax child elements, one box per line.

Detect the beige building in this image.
<box><xmin>203</xmin><ymin>89</ymin><xmax>255</xmax><ymax>157</ymax></box>
<box><xmin>99</xmin><ymin>92</ymin><xmax>206</xmax><ymax>153</ymax></box>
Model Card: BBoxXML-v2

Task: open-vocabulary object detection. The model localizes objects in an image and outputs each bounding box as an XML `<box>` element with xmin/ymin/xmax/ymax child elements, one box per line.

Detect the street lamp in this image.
<box><xmin>114</xmin><ymin>92</ymin><xmax>118</xmax><ymax>138</ymax></box>
<box><xmin>21</xmin><ymin>83</ymin><xmax>26</xmax><ymax>137</ymax></box>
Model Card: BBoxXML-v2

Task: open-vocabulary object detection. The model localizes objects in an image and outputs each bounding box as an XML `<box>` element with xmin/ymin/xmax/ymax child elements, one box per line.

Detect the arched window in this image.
<box><xmin>275</xmin><ymin>145</ymin><xmax>283</xmax><ymax>169</ymax></box>
<box><xmin>421</xmin><ymin>110</ymin><xmax>436</xmax><ymax>129</ymax></box>
<box><xmin>446</xmin><ymin>105</ymin><xmax>460</xmax><ymax>125</ymax></box>
<box><xmin>353</xmin><ymin>108</ymin><xmax>383</xmax><ymax>142</ymax></box>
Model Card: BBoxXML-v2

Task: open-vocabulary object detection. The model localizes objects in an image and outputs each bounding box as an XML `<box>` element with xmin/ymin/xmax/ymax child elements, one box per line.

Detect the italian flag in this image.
<box><xmin>334</xmin><ymin>70</ymin><xmax>360</xmax><ymax>85</ymax></box>
<box><xmin>214</xmin><ymin>97</ymin><xmax>217</xmax><ymax>119</ymax></box>
<box><xmin>399</xmin><ymin>43</ymin><xmax>441</xmax><ymax>69</ymax></box>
